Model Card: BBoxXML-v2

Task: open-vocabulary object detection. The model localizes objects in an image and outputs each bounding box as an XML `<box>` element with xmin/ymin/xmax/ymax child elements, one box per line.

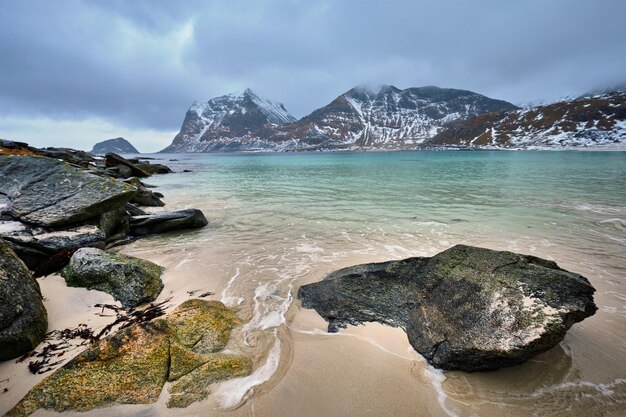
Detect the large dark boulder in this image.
<box><xmin>298</xmin><ymin>245</ymin><xmax>597</xmax><ymax>372</ymax></box>
<box><xmin>0</xmin><ymin>241</ymin><xmax>48</xmax><ymax>360</ymax></box>
<box><xmin>129</xmin><ymin>209</ymin><xmax>208</xmax><ymax>236</ymax></box>
<box><xmin>0</xmin><ymin>155</ymin><xmax>137</xmax><ymax>227</ymax></box>
<box><xmin>60</xmin><ymin>247</ymin><xmax>164</xmax><ymax>309</ymax></box>
<box><xmin>105</xmin><ymin>153</ymin><xmax>150</xmax><ymax>178</ymax></box>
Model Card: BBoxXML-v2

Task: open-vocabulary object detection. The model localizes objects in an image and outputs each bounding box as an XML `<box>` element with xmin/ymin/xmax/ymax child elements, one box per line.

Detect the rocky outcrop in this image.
<box><xmin>0</xmin><ymin>242</ymin><xmax>48</xmax><ymax>360</ymax></box>
<box><xmin>0</xmin><ymin>145</ymin><xmax>208</xmax><ymax>275</ymax></box>
<box><xmin>298</xmin><ymin>245</ymin><xmax>597</xmax><ymax>371</ymax></box>
<box><xmin>90</xmin><ymin>137</ymin><xmax>139</xmax><ymax>155</ymax></box>
<box><xmin>60</xmin><ymin>248</ymin><xmax>164</xmax><ymax>309</ymax></box>
<box><xmin>0</xmin><ymin>155</ymin><xmax>137</xmax><ymax>227</ymax></box>
<box><xmin>129</xmin><ymin>209</ymin><xmax>208</xmax><ymax>236</ymax></box>
<box><xmin>6</xmin><ymin>299</ymin><xmax>251</xmax><ymax>416</ymax></box>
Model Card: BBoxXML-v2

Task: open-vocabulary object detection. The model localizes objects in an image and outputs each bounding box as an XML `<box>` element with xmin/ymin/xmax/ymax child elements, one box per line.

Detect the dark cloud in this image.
<box><xmin>1</xmin><ymin>0</ymin><xmax>625</xmax><ymax>149</ymax></box>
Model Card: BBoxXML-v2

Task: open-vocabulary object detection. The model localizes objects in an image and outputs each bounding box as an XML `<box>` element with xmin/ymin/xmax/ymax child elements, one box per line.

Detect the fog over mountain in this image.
<box><xmin>1</xmin><ymin>0</ymin><xmax>625</xmax><ymax>152</ymax></box>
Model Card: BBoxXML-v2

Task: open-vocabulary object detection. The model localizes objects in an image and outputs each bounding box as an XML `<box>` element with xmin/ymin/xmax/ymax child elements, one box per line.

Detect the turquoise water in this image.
<box><xmin>123</xmin><ymin>150</ymin><xmax>625</xmax><ymax>417</ymax></box>
<box><xmin>152</xmin><ymin>151</ymin><xmax>626</xmax><ymax>254</ymax></box>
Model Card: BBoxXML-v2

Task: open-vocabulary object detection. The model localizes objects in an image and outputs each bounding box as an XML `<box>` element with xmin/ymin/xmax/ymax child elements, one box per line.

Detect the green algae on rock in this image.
<box><xmin>0</xmin><ymin>242</ymin><xmax>48</xmax><ymax>360</ymax></box>
<box><xmin>166</xmin><ymin>300</ymin><xmax>252</xmax><ymax>408</ymax></box>
<box><xmin>6</xmin><ymin>299</ymin><xmax>252</xmax><ymax>417</ymax></box>
<box><xmin>60</xmin><ymin>247</ymin><xmax>164</xmax><ymax>309</ymax></box>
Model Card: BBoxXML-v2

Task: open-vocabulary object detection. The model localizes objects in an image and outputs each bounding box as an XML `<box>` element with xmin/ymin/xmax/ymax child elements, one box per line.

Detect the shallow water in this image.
<box><xmin>2</xmin><ymin>150</ymin><xmax>625</xmax><ymax>416</ymax></box>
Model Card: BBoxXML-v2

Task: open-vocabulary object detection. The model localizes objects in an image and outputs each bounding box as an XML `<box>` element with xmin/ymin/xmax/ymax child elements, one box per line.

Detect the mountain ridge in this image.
<box><xmin>427</xmin><ymin>91</ymin><xmax>626</xmax><ymax>149</ymax></box>
<box><xmin>160</xmin><ymin>86</ymin><xmax>625</xmax><ymax>152</ymax></box>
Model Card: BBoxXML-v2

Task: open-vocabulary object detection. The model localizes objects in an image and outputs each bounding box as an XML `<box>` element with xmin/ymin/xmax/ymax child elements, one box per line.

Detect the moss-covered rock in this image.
<box><xmin>299</xmin><ymin>244</ymin><xmax>597</xmax><ymax>372</ymax></box>
<box><xmin>0</xmin><ymin>242</ymin><xmax>48</xmax><ymax>360</ymax></box>
<box><xmin>7</xmin><ymin>320</ymin><xmax>170</xmax><ymax>417</ymax></box>
<box><xmin>168</xmin><ymin>354</ymin><xmax>252</xmax><ymax>408</ymax></box>
<box><xmin>168</xmin><ymin>299</ymin><xmax>241</xmax><ymax>353</ymax></box>
<box><xmin>6</xmin><ymin>299</ymin><xmax>251</xmax><ymax>417</ymax></box>
<box><xmin>60</xmin><ymin>247</ymin><xmax>164</xmax><ymax>309</ymax></box>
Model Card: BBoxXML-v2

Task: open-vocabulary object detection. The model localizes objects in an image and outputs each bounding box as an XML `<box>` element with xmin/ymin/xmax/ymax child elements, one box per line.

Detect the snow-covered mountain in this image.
<box><xmin>427</xmin><ymin>91</ymin><xmax>626</xmax><ymax>149</ymax></box>
<box><xmin>90</xmin><ymin>137</ymin><xmax>139</xmax><ymax>154</ymax></box>
<box><xmin>267</xmin><ymin>85</ymin><xmax>519</xmax><ymax>150</ymax></box>
<box><xmin>161</xmin><ymin>86</ymin><xmax>518</xmax><ymax>152</ymax></box>
<box><xmin>161</xmin><ymin>89</ymin><xmax>296</xmax><ymax>152</ymax></box>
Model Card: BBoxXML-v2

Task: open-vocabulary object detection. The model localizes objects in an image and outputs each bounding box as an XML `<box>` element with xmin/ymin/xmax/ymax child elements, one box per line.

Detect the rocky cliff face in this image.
<box><xmin>161</xmin><ymin>86</ymin><xmax>518</xmax><ymax>152</ymax></box>
<box><xmin>427</xmin><ymin>91</ymin><xmax>626</xmax><ymax>149</ymax></box>
<box><xmin>161</xmin><ymin>89</ymin><xmax>296</xmax><ymax>152</ymax></box>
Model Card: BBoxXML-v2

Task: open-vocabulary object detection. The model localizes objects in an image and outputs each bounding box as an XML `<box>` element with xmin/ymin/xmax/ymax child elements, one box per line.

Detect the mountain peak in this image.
<box><xmin>349</xmin><ymin>84</ymin><xmax>398</xmax><ymax>96</ymax></box>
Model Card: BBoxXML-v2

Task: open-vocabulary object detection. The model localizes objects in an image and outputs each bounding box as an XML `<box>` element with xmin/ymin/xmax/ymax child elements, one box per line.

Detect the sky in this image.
<box><xmin>1</xmin><ymin>0</ymin><xmax>625</xmax><ymax>152</ymax></box>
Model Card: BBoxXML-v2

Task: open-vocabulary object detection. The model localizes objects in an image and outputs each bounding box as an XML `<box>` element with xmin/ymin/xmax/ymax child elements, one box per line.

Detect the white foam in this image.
<box><xmin>215</xmin><ymin>335</ymin><xmax>282</xmax><ymax>409</ymax></box>
<box><xmin>244</xmin><ymin>283</ymin><xmax>293</xmax><ymax>341</ymax></box>
<box><xmin>293</xmin><ymin>327</ymin><xmax>415</xmax><ymax>361</ymax></box>
<box><xmin>220</xmin><ymin>267</ymin><xmax>241</xmax><ymax>305</ymax></box>
<box><xmin>0</xmin><ymin>220</ymin><xmax>26</xmax><ymax>234</ymax></box>
<box><xmin>530</xmin><ymin>378</ymin><xmax>626</xmax><ymax>398</ymax></box>
<box><xmin>174</xmin><ymin>257</ymin><xmax>192</xmax><ymax>269</ymax></box>
<box><xmin>295</xmin><ymin>243</ymin><xmax>324</xmax><ymax>253</ymax></box>
<box><xmin>423</xmin><ymin>365</ymin><xmax>461</xmax><ymax>417</ymax></box>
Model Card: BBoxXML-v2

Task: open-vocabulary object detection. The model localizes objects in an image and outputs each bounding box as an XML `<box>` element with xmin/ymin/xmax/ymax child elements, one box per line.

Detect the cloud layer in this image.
<box><xmin>1</xmin><ymin>0</ymin><xmax>625</xmax><ymax>151</ymax></box>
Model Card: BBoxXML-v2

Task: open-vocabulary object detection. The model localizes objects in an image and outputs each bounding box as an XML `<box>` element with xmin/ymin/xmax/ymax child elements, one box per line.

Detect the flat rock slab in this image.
<box><xmin>1</xmin><ymin>225</ymin><xmax>106</xmax><ymax>270</ymax></box>
<box><xmin>6</xmin><ymin>300</ymin><xmax>251</xmax><ymax>417</ymax></box>
<box><xmin>0</xmin><ymin>242</ymin><xmax>48</xmax><ymax>360</ymax></box>
<box><xmin>61</xmin><ymin>247</ymin><xmax>164</xmax><ymax>309</ymax></box>
<box><xmin>0</xmin><ymin>155</ymin><xmax>137</xmax><ymax>227</ymax></box>
<box><xmin>298</xmin><ymin>244</ymin><xmax>597</xmax><ymax>371</ymax></box>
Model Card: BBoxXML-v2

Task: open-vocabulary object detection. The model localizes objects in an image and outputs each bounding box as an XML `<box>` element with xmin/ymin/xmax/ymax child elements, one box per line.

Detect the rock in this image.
<box><xmin>7</xmin><ymin>320</ymin><xmax>171</xmax><ymax>417</ymax></box>
<box><xmin>0</xmin><ymin>155</ymin><xmax>137</xmax><ymax>227</ymax></box>
<box><xmin>0</xmin><ymin>242</ymin><xmax>48</xmax><ymax>361</ymax></box>
<box><xmin>99</xmin><ymin>206</ymin><xmax>130</xmax><ymax>242</ymax></box>
<box><xmin>298</xmin><ymin>245</ymin><xmax>597</xmax><ymax>372</ymax></box>
<box><xmin>122</xmin><ymin>176</ymin><xmax>143</xmax><ymax>187</ymax></box>
<box><xmin>35</xmin><ymin>147</ymin><xmax>95</xmax><ymax>166</ymax></box>
<box><xmin>130</xmin><ymin>186</ymin><xmax>165</xmax><ymax>207</ymax></box>
<box><xmin>60</xmin><ymin>247</ymin><xmax>164</xmax><ymax>309</ymax></box>
<box><xmin>108</xmin><ymin>164</ymin><xmax>133</xmax><ymax>179</ymax></box>
<box><xmin>129</xmin><ymin>209</ymin><xmax>208</xmax><ymax>236</ymax></box>
<box><xmin>124</xmin><ymin>202</ymin><xmax>147</xmax><ymax>216</ymax></box>
<box><xmin>1</xmin><ymin>225</ymin><xmax>106</xmax><ymax>270</ymax></box>
<box><xmin>104</xmin><ymin>153</ymin><xmax>150</xmax><ymax>177</ymax></box>
<box><xmin>166</xmin><ymin>299</ymin><xmax>252</xmax><ymax>408</ymax></box>
<box><xmin>136</xmin><ymin>163</ymin><xmax>173</xmax><ymax>174</ymax></box>
<box><xmin>6</xmin><ymin>299</ymin><xmax>251</xmax><ymax>416</ymax></box>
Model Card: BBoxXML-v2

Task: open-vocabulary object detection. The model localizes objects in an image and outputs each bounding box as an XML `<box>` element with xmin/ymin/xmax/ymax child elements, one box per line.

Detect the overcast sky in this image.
<box><xmin>1</xmin><ymin>0</ymin><xmax>625</xmax><ymax>152</ymax></box>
